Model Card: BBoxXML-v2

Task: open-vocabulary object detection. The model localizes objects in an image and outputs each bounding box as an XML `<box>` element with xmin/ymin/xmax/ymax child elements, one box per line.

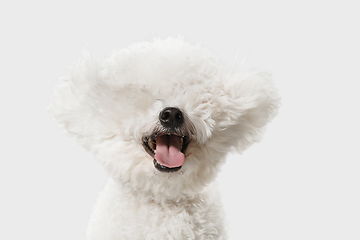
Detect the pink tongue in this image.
<box><xmin>154</xmin><ymin>135</ymin><xmax>185</xmax><ymax>168</ymax></box>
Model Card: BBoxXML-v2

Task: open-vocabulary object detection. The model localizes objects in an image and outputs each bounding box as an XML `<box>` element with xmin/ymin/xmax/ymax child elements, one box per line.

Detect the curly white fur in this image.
<box><xmin>49</xmin><ymin>37</ymin><xmax>280</xmax><ymax>240</ymax></box>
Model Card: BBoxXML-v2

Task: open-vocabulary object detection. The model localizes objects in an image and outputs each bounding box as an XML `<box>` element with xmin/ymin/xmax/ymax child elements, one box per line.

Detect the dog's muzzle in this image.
<box><xmin>142</xmin><ymin>107</ymin><xmax>194</xmax><ymax>173</ymax></box>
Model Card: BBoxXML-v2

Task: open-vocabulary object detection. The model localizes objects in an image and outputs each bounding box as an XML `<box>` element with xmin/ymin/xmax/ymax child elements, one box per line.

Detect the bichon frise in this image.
<box><xmin>49</xmin><ymin>37</ymin><xmax>280</xmax><ymax>240</ymax></box>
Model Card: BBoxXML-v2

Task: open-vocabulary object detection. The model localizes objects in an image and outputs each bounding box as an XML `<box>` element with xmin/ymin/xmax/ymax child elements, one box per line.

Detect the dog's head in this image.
<box><xmin>49</xmin><ymin>37</ymin><xmax>280</xmax><ymax>200</ymax></box>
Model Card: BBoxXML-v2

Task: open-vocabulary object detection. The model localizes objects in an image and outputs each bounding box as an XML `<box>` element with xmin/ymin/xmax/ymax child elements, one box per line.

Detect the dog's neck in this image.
<box><xmin>113</xmin><ymin>177</ymin><xmax>215</xmax><ymax>207</ymax></box>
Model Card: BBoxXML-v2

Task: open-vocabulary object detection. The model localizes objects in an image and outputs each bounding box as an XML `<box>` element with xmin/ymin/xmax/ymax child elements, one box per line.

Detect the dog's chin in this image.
<box><xmin>142</xmin><ymin>134</ymin><xmax>191</xmax><ymax>173</ymax></box>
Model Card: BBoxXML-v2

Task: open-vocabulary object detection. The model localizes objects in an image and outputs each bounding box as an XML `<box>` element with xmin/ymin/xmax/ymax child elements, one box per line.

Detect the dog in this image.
<box><xmin>49</xmin><ymin>37</ymin><xmax>280</xmax><ymax>240</ymax></box>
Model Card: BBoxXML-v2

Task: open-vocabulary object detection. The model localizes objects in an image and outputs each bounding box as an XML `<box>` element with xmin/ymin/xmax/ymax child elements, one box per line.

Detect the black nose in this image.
<box><xmin>159</xmin><ymin>107</ymin><xmax>184</xmax><ymax>128</ymax></box>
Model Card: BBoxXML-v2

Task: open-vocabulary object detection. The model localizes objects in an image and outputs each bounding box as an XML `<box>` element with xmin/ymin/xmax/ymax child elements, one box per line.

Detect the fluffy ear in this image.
<box><xmin>48</xmin><ymin>52</ymin><xmax>115</xmax><ymax>150</ymax></box>
<box><xmin>222</xmin><ymin>70</ymin><xmax>281</xmax><ymax>153</ymax></box>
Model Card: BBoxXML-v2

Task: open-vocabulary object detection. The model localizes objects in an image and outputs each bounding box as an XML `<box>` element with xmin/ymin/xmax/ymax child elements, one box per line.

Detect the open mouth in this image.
<box><xmin>143</xmin><ymin>134</ymin><xmax>190</xmax><ymax>172</ymax></box>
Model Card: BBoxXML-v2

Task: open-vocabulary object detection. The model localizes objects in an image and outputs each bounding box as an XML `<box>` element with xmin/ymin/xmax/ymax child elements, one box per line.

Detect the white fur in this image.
<box><xmin>49</xmin><ymin>37</ymin><xmax>280</xmax><ymax>240</ymax></box>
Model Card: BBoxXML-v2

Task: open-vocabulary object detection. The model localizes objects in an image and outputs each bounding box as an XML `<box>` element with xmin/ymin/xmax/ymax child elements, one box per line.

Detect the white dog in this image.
<box><xmin>49</xmin><ymin>37</ymin><xmax>280</xmax><ymax>240</ymax></box>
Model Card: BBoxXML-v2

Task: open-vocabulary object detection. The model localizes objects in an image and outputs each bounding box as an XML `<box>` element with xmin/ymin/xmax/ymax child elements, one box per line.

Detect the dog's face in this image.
<box><xmin>50</xmin><ymin>38</ymin><xmax>280</xmax><ymax>199</ymax></box>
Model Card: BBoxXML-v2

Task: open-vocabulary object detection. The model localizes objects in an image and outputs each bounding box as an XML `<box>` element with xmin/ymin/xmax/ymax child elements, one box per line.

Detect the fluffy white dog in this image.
<box><xmin>49</xmin><ymin>37</ymin><xmax>280</xmax><ymax>240</ymax></box>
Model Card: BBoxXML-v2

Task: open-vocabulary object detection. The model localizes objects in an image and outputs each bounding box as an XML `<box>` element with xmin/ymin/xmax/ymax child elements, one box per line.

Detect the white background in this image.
<box><xmin>1</xmin><ymin>1</ymin><xmax>359</xmax><ymax>239</ymax></box>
